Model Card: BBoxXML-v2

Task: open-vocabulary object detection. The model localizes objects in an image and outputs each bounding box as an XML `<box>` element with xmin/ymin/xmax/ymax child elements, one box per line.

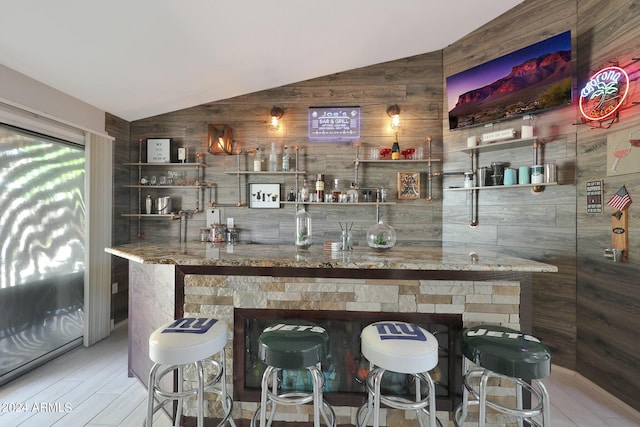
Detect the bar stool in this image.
<box><xmin>251</xmin><ymin>320</ymin><xmax>336</xmax><ymax>427</ymax></box>
<box><xmin>146</xmin><ymin>317</ymin><xmax>235</xmax><ymax>427</ymax></box>
<box><xmin>454</xmin><ymin>325</ymin><xmax>551</xmax><ymax>427</ymax></box>
<box><xmin>356</xmin><ymin>321</ymin><xmax>440</xmax><ymax>427</ymax></box>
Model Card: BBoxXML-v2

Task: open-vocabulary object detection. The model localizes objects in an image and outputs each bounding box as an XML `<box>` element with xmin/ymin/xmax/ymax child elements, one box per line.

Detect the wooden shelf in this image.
<box><xmin>444</xmin><ymin>182</ymin><xmax>557</xmax><ymax>191</ymax></box>
<box><xmin>280</xmin><ymin>201</ymin><xmax>396</xmax><ymax>206</ymax></box>
<box><xmin>356</xmin><ymin>158</ymin><xmax>441</xmax><ymax>163</ymax></box>
<box><xmin>121</xmin><ymin>213</ymin><xmax>176</xmax><ymax>218</ymax></box>
<box><xmin>123</xmin><ymin>185</ymin><xmax>209</xmax><ymax>189</ymax></box>
<box><xmin>224</xmin><ymin>170</ymin><xmax>306</xmax><ymax>175</ymax></box>
<box><xmin>123</xmin><ymin>162</ymin><xmax>207</xmax><ymax>167</ymax></box>
<box><xmin>447</xmin><ymin>137</ymin><xmax>538</xmax><ymax>155</ymax></box>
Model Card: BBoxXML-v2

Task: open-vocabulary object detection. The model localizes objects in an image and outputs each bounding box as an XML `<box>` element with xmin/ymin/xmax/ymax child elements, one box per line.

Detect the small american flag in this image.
<box><xmin>607</xmin><ymin>185</ymin><xmax>632</xmax><ymax>211</ymax></box>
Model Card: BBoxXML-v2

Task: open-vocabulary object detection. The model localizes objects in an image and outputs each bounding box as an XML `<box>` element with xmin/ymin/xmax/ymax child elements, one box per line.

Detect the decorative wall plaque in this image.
<box><xmin>308</xmin><ymin>106</ymin><xmax>360</xmax><ymax>140</ymax></box>
<box><xmin>586</xmin><ymin>179</ymin><xmax>603</xmax><ymax>213</ymax></box>
<box><xmin>146</xmin><ymin>138</ymin><xmax>171</xmax><ymax>163</ymax></box>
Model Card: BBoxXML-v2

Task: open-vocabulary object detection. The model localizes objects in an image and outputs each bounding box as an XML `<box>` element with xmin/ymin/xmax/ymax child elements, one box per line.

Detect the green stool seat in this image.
<box><xmin>461</xmin><ymin>325</ymin><xmax>551</xmax><ymax>380</ymax></box>
<box><xmin>258</xmin><ymin>320</ymin><xmax>330</xmax><ymax>369</ymax></box>
<box><xmin>252</xmin><ymin>320</ymin><xmax>335</xmax><ymax>426</ymax></box>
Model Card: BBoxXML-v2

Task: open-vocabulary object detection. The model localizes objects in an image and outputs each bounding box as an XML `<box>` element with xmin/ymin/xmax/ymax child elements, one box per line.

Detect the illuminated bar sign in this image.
<box><xmin>308</xmin><ymin>106</ymin><xmax>360</xmax><ymax>140</ymax></box>
<box><xmin>580</xmin><ymin>66</ymin><xmax>629</xmax><ymax>121</ymax></box>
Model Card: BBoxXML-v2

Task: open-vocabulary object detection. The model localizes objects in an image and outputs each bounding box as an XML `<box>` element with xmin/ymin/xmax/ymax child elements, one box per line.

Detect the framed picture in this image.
<box><xmin>147</xmin><ymin>138</ymin><xmax>171</xmax><ymax>163</ymax></box>
<box><xmin>397</xmin><ymin>172</ymin><xmax>420</xmax><ymax>199</ymax></box>
<box><xmin>248</xmin><ymin>183</ymin><xmax>280</xmax><ymax>208</ymax></box>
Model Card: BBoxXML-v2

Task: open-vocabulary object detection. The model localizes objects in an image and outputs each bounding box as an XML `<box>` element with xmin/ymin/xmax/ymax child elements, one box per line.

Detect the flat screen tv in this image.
<box><xmin>446</xmin><ymin>30</ymin><xmax>571</xmax><ymax>130</ymax></box>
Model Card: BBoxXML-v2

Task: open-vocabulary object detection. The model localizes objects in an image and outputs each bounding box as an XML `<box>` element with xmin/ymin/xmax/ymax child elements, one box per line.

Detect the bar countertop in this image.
<box><xmin>105</xmin><ymin>242</ymin><xmax>557</xmax><ymax>273</ymax></box>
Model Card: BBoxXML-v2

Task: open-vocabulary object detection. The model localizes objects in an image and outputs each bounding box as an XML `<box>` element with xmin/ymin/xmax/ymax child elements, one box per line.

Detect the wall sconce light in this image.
<box><xmin>387</xmin><ymin>104</ymin><xmax>401</xmax><ymax>130</ymax></box>
<box><xmin>270</xmin><ymin>106</ymin><xmax>284</xmax><ymax>130</ymax></box>
<box><xmin>207</xmin><ymin>124</ymin><xmax>233</xmax><ymax>155</ymax></box>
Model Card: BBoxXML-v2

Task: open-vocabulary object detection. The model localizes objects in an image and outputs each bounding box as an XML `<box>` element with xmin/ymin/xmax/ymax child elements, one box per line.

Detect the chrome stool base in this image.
<box><xmin>144</xmin><ymin>318</ymin><xmax>235</xmax><ymax>427</ymax></box>
<box><xmin>454</xmin><ymin>325</ymin><xmax>552</xmax><ymax>427</ymax></box>
<box><xmin>356</xmin><ymin>367</ymin><xmax>441</xmax><ymax>427</ymax></box>
<box><xmin>146</xmin><ymin>358</ymin><xmax>235</xmax><ymax>427</ymax></box>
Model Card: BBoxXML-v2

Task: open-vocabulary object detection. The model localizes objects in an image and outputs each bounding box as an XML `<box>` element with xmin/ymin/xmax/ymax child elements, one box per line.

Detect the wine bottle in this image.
<box><xmin>391</xmin><ymin>133</ymin><xmax>400</xmax><ymax>160</ymax></box>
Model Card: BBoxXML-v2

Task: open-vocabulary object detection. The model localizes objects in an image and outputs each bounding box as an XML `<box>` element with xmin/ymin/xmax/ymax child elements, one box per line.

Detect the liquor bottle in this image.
<box><xmin>391</xmin><ymin>133</ymin><xmax>400</xmax><ymax>160</ymax></box>
<box><xmin>331</xmin><ymin>179</ymin><xmax>342</xmax><ymax>202</ymax></box>
<box><xmin>254</xmin><ymin>147</ymin><xmax>262</xmax><ymax>171</ymax></box>
<box><xmin>282</xmin><ymin>145</ymin><xmax>290</xmax><ymax>171</ymax></box>
<box><xmin>347</xmin><ymin>182</ymin><xmax>359</xmax><ymax>203</ymax></box>
<box><xmin>315</xmin><ymin>174</ymin><xmax>325</xmax><ymax>202</ymax></box>
<box><xmin>300</xmin><ymin>179</ymin><xmax>310</xmax><ymax>202</ymax></box>
<box><xmin>268</xmin><ymin>142</ymin><xmax>277</xmax><ymax>171</ymax></box>
<box><xmin>287</xmin><ymin>188</ymin><xmax>296</xmax><ymax>201</ymax></box>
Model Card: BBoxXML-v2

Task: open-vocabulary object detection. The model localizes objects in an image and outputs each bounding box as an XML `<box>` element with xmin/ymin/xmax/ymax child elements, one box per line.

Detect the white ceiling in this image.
<box><xmin>0</xmin><ymin>1</ymin><xmax>522</xmax><ymax>122</ymax></box>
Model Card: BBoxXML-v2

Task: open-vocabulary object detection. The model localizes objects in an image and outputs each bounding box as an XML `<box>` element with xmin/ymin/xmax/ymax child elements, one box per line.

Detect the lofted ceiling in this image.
<box><xmin>0</xmin><ymin>1</ymin><xmax>522</xmax><ymax>122</ymax></box>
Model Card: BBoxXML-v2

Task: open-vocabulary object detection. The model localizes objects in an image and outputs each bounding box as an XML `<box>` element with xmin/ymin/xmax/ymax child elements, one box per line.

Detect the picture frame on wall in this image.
<box><xmin>146</xmin><ymin>138</ymin><xmax>171</xmax><ymax>163</ymax></box>
<box><xmin>397</xmin><ymin>172</ymin><xmax>420</xmax><ymax>200</ymax></box>
<box><xmin>248</xmin><ymin>183</ymin><xmax>280</xmax><ymax>208</ymax></box>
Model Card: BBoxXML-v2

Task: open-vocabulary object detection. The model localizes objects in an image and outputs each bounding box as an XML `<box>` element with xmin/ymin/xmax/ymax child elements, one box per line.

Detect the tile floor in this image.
<box><xmin>0</xmin><ymin>322</ymin><xmax>638</xmax><ymax>426</ymax></box>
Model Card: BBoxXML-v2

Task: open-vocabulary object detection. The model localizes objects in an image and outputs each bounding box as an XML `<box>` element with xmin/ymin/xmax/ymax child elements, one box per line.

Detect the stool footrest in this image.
<box><xmin>464</xmin><ymin>368</ymin><xmax>546</xmax><ymax>417</ymax></box>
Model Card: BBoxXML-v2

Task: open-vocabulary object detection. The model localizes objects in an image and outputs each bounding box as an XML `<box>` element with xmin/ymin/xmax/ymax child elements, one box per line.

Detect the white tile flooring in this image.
<box><xmin>0</xmin><ymin>322</ymin><xmax>638</xmax><ymax>426</ymax></box>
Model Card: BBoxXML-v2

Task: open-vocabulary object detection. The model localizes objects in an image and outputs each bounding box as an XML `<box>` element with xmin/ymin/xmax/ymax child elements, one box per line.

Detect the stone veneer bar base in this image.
<box><xmin>179</xmin><ymin>273</ymin><xmax>520</xmax><ymax>426</ymax></box>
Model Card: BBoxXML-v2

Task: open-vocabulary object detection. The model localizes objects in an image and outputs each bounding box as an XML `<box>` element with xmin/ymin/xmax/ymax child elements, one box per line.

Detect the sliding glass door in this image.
<box><xmin>0</xmin><ymin>124</ymin><xmax>85</xmax><ymax>384</ymax></box>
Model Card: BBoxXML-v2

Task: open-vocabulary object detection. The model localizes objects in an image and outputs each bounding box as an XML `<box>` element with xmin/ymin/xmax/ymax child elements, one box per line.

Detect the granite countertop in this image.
<box><xmin>105</xmin><ymin>242</ymin><xmax>557</xmax><ymax>272</ymax></box>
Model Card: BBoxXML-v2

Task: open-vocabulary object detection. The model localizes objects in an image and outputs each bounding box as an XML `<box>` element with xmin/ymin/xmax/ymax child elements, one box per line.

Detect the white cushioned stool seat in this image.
<box><xmin>149</xmin><ymin>317</ymin><xmax>227</xmax><ymax>366</ymax></box>
<box><xmin>361</xmin><ymin>321</ymin><xmax>439</xmax><ymax>374</ymax></box>
<box><xmin>145</xmin><ymin>317</ymin><xmax>235</xmax><ymax>427</ymax></box>
<box><xmin>357</xmin><ymin>321</ymin><xmax>440</xmax><ymax>427</ymax></box>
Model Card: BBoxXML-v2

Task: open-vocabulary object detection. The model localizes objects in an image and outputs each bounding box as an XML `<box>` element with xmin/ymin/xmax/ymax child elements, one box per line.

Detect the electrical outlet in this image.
<box><xmin>206</xmin><ymin>208</ymin><xmax>221</xmax><ymax>226</ymax></box>
<box><xmin>111</xmin><ymin>282</ymin><xmax>118</xmax><ymax>294</ymax></box>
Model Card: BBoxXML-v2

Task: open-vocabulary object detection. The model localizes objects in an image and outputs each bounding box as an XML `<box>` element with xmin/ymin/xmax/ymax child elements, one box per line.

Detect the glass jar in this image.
<box><xmin>295</xmin><ymin>208</ymin><xmax>312</xmax><ymax>249</ymax></box>
<box><xmin>199</xmin><ymin>228</ymin><xmax>211</xmax><ymax>242</ymax></box>
<box><xmin>331</xmin><ymin>178</ymin><xmax>342</xmax><ymax>202</ymax></box>
<box><xmin>366</xmin><ymin>221</ymin><xmax>396</xmax><ymax>250</ymax></box>
<box><xmin>340</xmin><ymin>229</ymin><xmax>353</xmax><ymax>251</ymax></box>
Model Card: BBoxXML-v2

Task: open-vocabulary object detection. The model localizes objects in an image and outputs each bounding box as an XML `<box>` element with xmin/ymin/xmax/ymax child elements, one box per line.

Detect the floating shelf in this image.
<box><xmin>444</xmin><ymin>182</ymin><xmax>557</xmax><ymax>191</ymax></box>
<box><xmin>224</xmin><ymin>170</ymin><xmax>306</xmax><ymax>175</ymax></box>
<box><xmin>123</xmin><ymin>162</ymin><xmax>207</xmax><ymax>167</ymax></box>
<box><xmin>123</xmin><ymin>185</ymin><xmax>208</xmax><ymax>189</ymax></box>
<box><xmin>356</xmin><ymin>158</ymin><xmax>441</xmax><ymax>163</ymax></box>
<box><xmin>121</xmin><ymin>213</ymin><xmax>176</xmax><ymax>218</ymax></box>
<box><xmin>447</xmin><ymin>137</ymin><xmax>538</xmax><ymax>155</ymax></box>
<box><xmin>280</xmin><ymin>201</ymin><xmax>396</xmax><ymax>206</ymax></box>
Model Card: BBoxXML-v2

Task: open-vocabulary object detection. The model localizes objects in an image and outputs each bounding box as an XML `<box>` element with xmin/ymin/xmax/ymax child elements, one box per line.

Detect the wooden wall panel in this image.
<box><xmin>127</xmin><ymin>51</ymin><xmax>444</xmax><ymax>249</ymax></box>
<box><xmin>442</xmin><ymin>0</ymin><xmax>579</xmax><ymax>369</ymax></box>
<box><xmin>106</xmin><ymin>113</ymin><xmax>131</xmax><ymax>324</ymax></box>
<box><xmin>573</xmin><ymin>0</ymin><xmax>640</xmax><ymax>411</ymax></box>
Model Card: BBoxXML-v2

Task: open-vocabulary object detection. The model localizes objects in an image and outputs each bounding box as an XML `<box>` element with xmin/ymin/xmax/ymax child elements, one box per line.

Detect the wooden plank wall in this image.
<box><xmin>105</xmin><ymin>0</ymin><xmax>640</xmax><ymax>412</ymax></box>
<box><xmin>442</xmin><ymin>0</ymin><xmax>579</xmax><ymax>370</ymax></box>
<box><xmin>125</xmin><ymin>52</ymin><xmax>445</xmax><ymax>249</ymax></box>
<box><xmin>106</xmin><ymin>113</ymin><xmax>131</xmax><ymax>325</ymax></box>
<box><xmin>574</xmin><ymin>0</ymin><xmax>640</xmax><ymax>411</ymax></box>
<box><xmin>442</xmin><ymin>0</ymin><xmax>640</xmax><ymax>411</ymax></box>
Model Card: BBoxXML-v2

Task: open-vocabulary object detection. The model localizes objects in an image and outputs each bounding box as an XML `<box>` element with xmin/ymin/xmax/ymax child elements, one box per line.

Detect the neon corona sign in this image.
<box><xmin>580</xmin><ymin>66</ymin><xmax>629</xmax><ymax>121</ymax></box>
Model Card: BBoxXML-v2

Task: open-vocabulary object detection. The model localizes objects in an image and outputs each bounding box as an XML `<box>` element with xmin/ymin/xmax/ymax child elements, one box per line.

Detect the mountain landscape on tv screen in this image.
<box><xmin>448</xmin><ymin>50</ymin><xmax>572</xmax><ymax>130</ymax></box>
